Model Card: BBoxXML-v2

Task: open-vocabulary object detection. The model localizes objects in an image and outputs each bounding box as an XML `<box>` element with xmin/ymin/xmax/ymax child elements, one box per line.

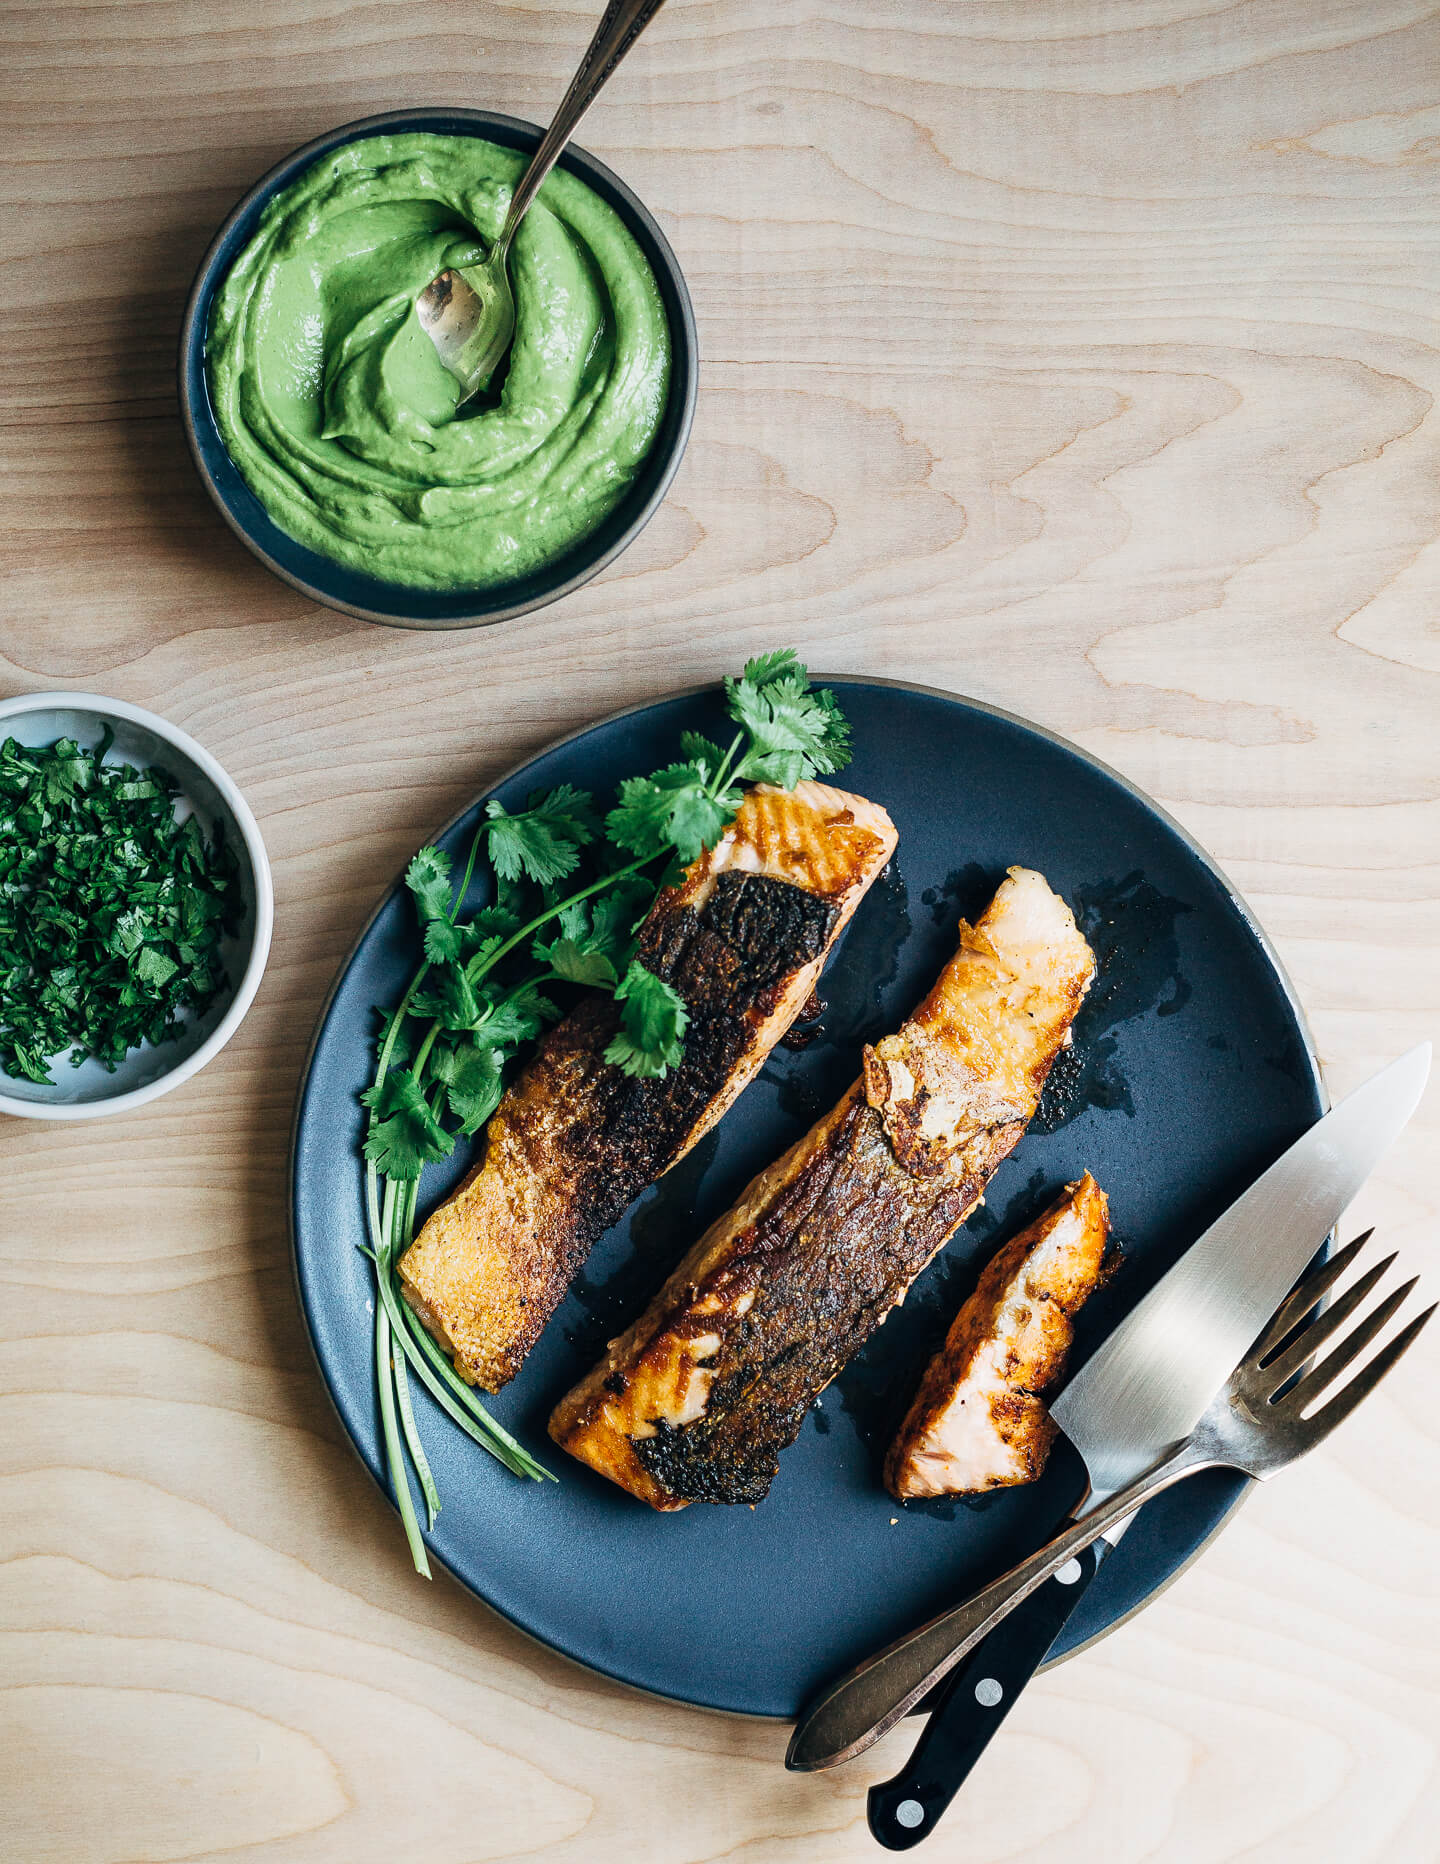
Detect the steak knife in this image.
<box><xmin>787</xmin><ymin>1042</ymin><xmax>1431</xmax><ymax>1819</ymax></box>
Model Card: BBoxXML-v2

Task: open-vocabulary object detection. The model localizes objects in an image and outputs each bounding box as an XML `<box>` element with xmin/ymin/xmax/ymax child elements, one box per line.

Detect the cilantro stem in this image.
<box><xmin>369</xmin><ymin>825</ymin><xmax>486</xmax><ymax>1104</ymax></box>
<box><xmin>371</xmin><ymin>1244</ymin><xmax>549</xmax><ymax>1475</ymax></box>
<box><xmin>403</xmin><ymin>853</ymin><xmax>663</xmax><ymax>1090</ymax></box>
<box><xmin>411</xmin><ymin>965</ymin><xmax>556</xmax><ymax>1085</ymax></box>
<box><xmin>368</xmin><ymin>1122</ymin><xmax>549</xmax><ymax>1480</ymax></box>
<box><xmin>708</xmin><ymin>730</ymin><xmax>747</xmax><ymax>799</ymax></box>
<box><xmin>377</xmin><ymin>1173</ymin><xmax>438</xmax><ymax>1554</ymax></box>
<box><xmin>375</xmin><ymin>1261</ymin><xmax>430</xmax><ymax>1580</ymax></box>
<box><xmin>410</xmin><ymin>1028</ymin><xmax>443</xmax><ymax>1095</ymax></box>
<box><xmin>374</xmin><ymin>982</ymin><xmax>426</xmax><ymax>1090</ymax></box>
<box><xmin>384</xmin><ymin>1171</ymin><xmax>441</xmax><ymax>1528</ymax></box>
<box><xmin>464</xmin><ymin>853</ymin><xmax>656</xmax><ymax>987</ymax></box>
<box><xmin>396</xmin><ymin>1294</ymin><xmax>555</xmax><ymax>1479</ymax></box>
<box><xmin>392</xmin><ymin>1347</ymin><xmax>440</xmax><ymax>1528</ymax></box>
<box><xmin>387</xmin><ymin>1155</ymin><xmax>554</xmax><ymax>1481</ymax></box>
<box><xmin>450</xmin><ymin>820</ymin><xmax>488</xmax><ymax>922</ymax></box>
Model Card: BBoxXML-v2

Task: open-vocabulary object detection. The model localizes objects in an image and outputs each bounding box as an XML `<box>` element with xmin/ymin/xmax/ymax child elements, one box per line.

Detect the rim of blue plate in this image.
<box><xmin>178</xmin><ymin>107</ymin><xmax>699</xmax><ymax>630</ymax></box>
<box><xmin>288</xmin><ymin>675</ymin><xmax>1327</xmax><ymax>1712</ymax></box>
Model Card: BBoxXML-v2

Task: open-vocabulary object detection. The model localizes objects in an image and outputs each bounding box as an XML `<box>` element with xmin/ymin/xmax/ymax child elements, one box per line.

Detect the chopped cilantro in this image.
<box><xmin>0</xmin><ymin>732</ymin><xmax>242</xmax><ymax>1084</ymax></box>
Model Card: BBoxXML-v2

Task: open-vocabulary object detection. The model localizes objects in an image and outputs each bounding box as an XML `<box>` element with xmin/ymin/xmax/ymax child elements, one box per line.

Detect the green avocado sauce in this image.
<box><xmin>207</xmin><ymin>133</ymin><xmax>673</xmax><ymax>592</ymax></box>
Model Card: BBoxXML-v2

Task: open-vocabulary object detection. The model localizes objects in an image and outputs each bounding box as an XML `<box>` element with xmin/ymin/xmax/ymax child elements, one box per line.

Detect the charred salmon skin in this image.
<box><xmin>884</xmin><ymin>1172</ymin><xmax>1109</xmax><ymax>1500</ymax></box>
<box><xmin>398</xmin><ymin>781</ymin><xmax>897</xmax><ymax>1392</ymax></box>
<box><xmin>549</xmin><ymin>866</ymin><xmax>1096</xmax><ymax>1508</ymax></box>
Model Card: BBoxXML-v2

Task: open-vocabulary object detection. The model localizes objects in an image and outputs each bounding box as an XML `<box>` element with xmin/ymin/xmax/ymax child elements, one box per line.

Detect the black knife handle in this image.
<box><xmin>866</xmin><ymin>1535</ymin><xmax>1109</xmax><ymax>1850</ymax></box>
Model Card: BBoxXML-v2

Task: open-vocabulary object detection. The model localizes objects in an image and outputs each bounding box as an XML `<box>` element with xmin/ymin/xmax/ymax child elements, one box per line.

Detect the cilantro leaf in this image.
<box><xmin>459</xmin><ymin>930</ymin><xmax>507</xmax><ymax>974</ymax></box>
<box><xmin>477</xmin><ymin>982</ymin><xmax>559</xmax><ymax>1050</ymax></box>
<box><xmin>738</xmin><ymin>746</ymin><xmax>808</xmax><ymax>790</ymax></box>
<box><xmin>603</xmin><ymin>961</ymin><xmax>689</xmax><ymax>1079</ymax></box>
<box><xmin>724</xmin><ymin>658</ymin><xmax>852</xmax><ymax>783</ymax></box>
<box><xmin>483</xmin><ymin>786</ymin><xmax>597</xmax><ymax>887</ymax></box>
<box><xmin>361</xmin><ymin>1068</ymin><xmax>453</xmax><ymax>1181</ymax></box>
<box><xmin>606</xmin><ymin>762</ymin><xmax>736</xmax><ymax>866</ymax></box>
<box><xmin>549</xmin><ymin>896</ymin><xmax>593</xmax><ymax>943</ymax></box>
<box><xmin>413</xmin><ymin>962</ymin><xmax>482</xmax><ymax>1031</ymax></box>
<box><xmin>373</xmin><ymin>1005</ymin><xmax>415</xmax><ymax>1069</ymax></box>
<box><xmin>466</xmin><ymin>902</ymin><xmax>525</xmax><ymax>943</ymax></box>
<box><xmin>678</xmin><ymin>731</ymin><xmax>730</xmax><ymax>780</ymax></box>
<box><xmin>526</xmin><ymin>783</ymin><xmax>600</xmax><ymax>841</ymax></box>
<box><xmin>540</xmin><ymin>936</ymin><xmax>618</xmax><ymax>988</ymax></box>
<box><xmin>739</xmin><ymin>648</ymin><xmax>803</xmax><ymax>690</ymax></box>
<box><xmin>423</xmin><ymin>916</ymin><xmax>463</xmax><ymax>964</ymax></box>
<box><xmin>438</xmin><ymin>1044</ymin><xmax>505</xmax><ymax>1135</ymax></box>
<box><xmin>405</xmin><ymin>847</ymin><xmax>454</xmax><ymax>922</ymax></box>
<box><xmin>587</xmin><ymin>876</ymin><xmax>653</xmax><ymax>966</ymax></box>
<box><xmin>134</xmin><ymin>946</ymin><xmax>178</xmax><ymax>989</ymax></box>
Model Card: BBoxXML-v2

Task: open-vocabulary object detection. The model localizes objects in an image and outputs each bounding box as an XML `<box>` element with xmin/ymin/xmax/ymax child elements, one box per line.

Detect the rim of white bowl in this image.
<box><xmin>0</xmin><ymin>691</ymin><xmax>275</xmax><ymax>1121</ymax></box>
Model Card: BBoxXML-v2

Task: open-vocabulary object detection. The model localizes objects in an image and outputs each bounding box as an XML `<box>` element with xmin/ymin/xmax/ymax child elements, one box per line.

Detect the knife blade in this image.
<box><xmin>1052</xmin><ymin>1041</ymin><xmax>1431</xmax><ymax>1502</ymax></box>
<box><xmin>788</xmin><ymin>1042</ymin><xmax>1430</xmax><ymax>1778</ymax></box>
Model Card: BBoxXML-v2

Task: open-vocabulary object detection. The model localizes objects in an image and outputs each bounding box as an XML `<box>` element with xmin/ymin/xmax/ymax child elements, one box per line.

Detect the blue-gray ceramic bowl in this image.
<box><xmin>178</xmin><ymin>108</ymin><xmax>698</xmax><ymax>630</ymax></box>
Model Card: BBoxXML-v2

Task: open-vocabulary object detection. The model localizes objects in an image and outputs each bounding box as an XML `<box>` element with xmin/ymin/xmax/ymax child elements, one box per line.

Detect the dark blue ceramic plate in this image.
<box><xmin>179</xmin><ymin>108</ymin><xmax>698</xmax><ymax>630</ymax></box>
<box><xmin>291</xmin><ymin>679</ymin><xmax>1322</xmax><ymax>1718</ymax></box>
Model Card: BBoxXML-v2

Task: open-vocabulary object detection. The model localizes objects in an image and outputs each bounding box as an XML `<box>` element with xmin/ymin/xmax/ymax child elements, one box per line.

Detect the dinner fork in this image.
<box><xmin>860</xmin><ymin>1233</ymin><xmax>1434</xmax><ymax>1848</ymax></box>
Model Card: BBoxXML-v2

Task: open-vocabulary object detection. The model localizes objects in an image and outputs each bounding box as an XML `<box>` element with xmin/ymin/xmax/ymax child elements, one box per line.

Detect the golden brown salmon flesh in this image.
<box><xmin>398</xmin><ymin>781</ymin><xmax>897</xmax><ymax>1392</ymax></box>
<box><xmin>549</xmin><ymin>866</ymin><xmax>1096</xmax><ymax>1509</ymax></box>
<box><xmin>884</xmin><ymin>1172</ymin><xmax>1110</xmax><ymax>1501</ymax></box>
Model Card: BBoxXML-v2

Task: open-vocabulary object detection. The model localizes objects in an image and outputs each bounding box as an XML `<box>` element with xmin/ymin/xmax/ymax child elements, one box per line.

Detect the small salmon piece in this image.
<box><xmin>550</xmin><ymin>867</ymin><xmax>1096</xmax><ymax>1509</ymax></box>
<box><xmin>884</xmin><ymin>1173</ymin><xmax>1110</xmax><ymax>1501</ymax></box>
<box><xmin>398</xmin><ymin>781</ymin><xmax>897</xmax><ymax>1392</ymax></box>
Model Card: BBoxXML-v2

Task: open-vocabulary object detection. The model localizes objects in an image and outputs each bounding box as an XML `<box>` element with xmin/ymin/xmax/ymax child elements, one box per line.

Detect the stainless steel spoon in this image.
<box><xmin>417</xmin><ymin>0</ymin><xmax>670</xmax><ymax>404</ymax></box>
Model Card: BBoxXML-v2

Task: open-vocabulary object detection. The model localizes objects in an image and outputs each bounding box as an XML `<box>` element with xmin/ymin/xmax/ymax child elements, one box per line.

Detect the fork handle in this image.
<box><xmin>786</xmin><ymin>1433</ymin><xmax>1217</xmax><ymax>1774</ymax></box>
<box><xmin>867</xmin><ymin>1537</ymin><xmax>1109</xmax><ymax>1849</ymax></box>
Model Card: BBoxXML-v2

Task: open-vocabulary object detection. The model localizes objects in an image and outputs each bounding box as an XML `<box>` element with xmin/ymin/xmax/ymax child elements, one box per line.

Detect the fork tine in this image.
<box><xmin>1281</xmin><ymin>1279</ymin><xmax>1419</xmax><ymax>1413</ymax></box>
<box><xmin>1252</xmin><ymin>1232</ymin><xmax>1372</xmax><ymax>1362</ymax></box>
<box><xmin>1257</xmin><ymin>1253</ymin><xmax>1397</xmax><ymax>1394</ymax></box>
<box><xmin>1294</xmin><ymin>1304</ymin><xmax>1437</xmax><ymax>1446</ymax></box>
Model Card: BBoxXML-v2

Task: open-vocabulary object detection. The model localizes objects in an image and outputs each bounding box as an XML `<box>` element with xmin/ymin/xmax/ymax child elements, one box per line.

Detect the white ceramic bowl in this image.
<box><xmin>0</xmin><ymin>692</ymin><xmax>273</xmax><ymax>1120</ymax></box>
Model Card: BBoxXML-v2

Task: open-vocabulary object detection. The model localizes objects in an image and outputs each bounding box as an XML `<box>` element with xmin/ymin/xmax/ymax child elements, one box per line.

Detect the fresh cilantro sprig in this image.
<box><xmin>360</xmin><ymin>652</ymin><xmax>853</xmax><ymax>1573</ymax></box>
<box><xmin>0</xmin><ymin>731</ymin><xmax>242</xmax><ymax>1084</ymax></box>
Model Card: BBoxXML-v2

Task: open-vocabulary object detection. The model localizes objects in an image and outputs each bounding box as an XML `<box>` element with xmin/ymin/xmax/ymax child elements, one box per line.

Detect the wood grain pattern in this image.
<box><xmin>2</xmin><ymin>1</ymin><xmax>1438</xmax><ymax>1858</ymax></box>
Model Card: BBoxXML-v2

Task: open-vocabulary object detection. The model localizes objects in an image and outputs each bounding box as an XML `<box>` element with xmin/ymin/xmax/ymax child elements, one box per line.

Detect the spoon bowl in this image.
<box><xmin>416</xmin><ymin>256</ymin><xmax>515</xmax><ymax>405</ymax></box>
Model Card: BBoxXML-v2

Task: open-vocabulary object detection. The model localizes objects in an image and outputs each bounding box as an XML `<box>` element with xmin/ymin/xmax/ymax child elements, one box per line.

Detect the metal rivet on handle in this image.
<box><xmin>1056</xmin><ymin>1559</ymin><xmax>1084</xmax><ymax>1586</ymax></box>
<box><xmin>895</xmin><ymin>1800</ymin><xmax>925</xmax><ymax>1830</ymax></box>
<box><xmin>974</xmin><ymin>1677</ymin><xmax>1003</xmax><ymax>1707</ymax></box>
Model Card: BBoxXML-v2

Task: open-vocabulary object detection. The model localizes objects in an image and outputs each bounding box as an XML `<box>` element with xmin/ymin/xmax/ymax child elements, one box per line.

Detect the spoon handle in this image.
<box><xmin>505</xmin><ymin>0</ymin><xmax>670</xmax><ymax>237</ymax></box>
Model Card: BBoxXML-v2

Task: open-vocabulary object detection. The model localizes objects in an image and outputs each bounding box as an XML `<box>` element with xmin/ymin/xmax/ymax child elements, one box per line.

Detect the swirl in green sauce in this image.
<box><xmin>207</xmin><ymin>133</ymin><xmax>673</xmax><ymax>592</ymax></box>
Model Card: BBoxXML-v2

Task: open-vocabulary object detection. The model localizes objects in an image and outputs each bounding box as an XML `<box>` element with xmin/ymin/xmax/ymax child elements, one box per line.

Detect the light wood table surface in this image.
<box><xmin>3</xmin><ymin>2</ymin><xmax>1439</xmax><ymax>1859</ymax></box>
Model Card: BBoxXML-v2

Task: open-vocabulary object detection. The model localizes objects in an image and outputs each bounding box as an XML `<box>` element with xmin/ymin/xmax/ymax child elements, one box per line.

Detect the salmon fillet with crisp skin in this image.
<box><xmin>884</xmin><ymin>1173</ymin><xmax>1110</xmax><ymax>1501</ymax></box>
<box><xmin>398</xmin><ymin>781</ymin><xmax>897</xmax><ymax>1393</ymax></box>
<box><xmin>549</xmin><ymin>866</ymin><xmax>1096</xmax><ymax>1509</ymax></box>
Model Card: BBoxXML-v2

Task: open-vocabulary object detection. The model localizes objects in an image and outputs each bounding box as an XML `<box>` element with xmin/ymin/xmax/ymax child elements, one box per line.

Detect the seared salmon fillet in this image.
<box><xmin>398</xmin><ymin>781</ymin><xmax>897</xmax><ymax>1392</ymax></box>
<box><xmin>549</xmin><ymin>866</ymin><xmax>1096</xmax><ymax>1509</ymax></box>
<box><xmin>884</xmin><ymin>1173</ymin><xmax>1109</xmax><ymax>1500</ymax></box>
